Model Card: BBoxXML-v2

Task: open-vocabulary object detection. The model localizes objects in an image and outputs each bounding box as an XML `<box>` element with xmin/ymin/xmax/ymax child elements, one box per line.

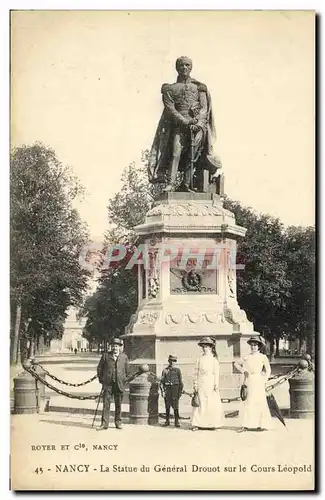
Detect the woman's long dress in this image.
<box><xmin>240</xmin><ymin>352</ymin><xmax>273</xmax><ymax>429</ymax></box>
<box><xmin>191</xmin><ymin>352</ymin><xmax>224</xmax><ymax>428</ymax></box>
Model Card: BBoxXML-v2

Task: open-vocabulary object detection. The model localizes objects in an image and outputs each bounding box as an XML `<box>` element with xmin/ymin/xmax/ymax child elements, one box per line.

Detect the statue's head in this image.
<box><xmin>175</xmin><ymin>56</ymin><xmax>192</xmax><ymax>77</ymax></box>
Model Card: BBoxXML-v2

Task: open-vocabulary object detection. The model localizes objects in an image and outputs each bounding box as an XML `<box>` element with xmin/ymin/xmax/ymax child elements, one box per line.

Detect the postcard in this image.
<box><xmin>10</xmin><ymin>10</ymin><xmax>315</xmax><ymax>491</ymax></box>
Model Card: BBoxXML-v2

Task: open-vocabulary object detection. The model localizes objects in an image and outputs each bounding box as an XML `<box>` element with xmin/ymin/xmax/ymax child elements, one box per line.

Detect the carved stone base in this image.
<box><xmin>123</xmin><ymin>192</ymin><xmax>259</xmax><ymax>402</ymax></box>
<box><xmin>123</xmin><ymin>298</ymin><xmax>257</xmax><ymax>399</ymax></box>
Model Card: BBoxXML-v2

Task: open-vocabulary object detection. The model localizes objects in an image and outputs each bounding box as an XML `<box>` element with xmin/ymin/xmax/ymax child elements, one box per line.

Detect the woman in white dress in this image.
<box><xmin>234</xmin><ymin>335</ymin><xmax>273</xmax><ymax>432</ymax></box>
<box><xmin>191</xmin><ymin>337</ymin><xmax>224</xmax><ymax>431</ymax></box>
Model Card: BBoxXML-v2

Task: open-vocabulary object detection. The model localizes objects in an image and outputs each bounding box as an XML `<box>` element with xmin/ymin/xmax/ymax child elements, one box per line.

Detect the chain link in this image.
<box><xmin>182</xmin><ymin>365</ymin><xmax>301</xmax><ymax>403</ymax></box>
<box><xmin>32</xmin><ymin>361</ymin><xmax>98</xmax><ymax>387</ymax></box>
<box><xmin>307</xmin><ymin>361</ymin><xmax>315</xmax><ymax>372</ymax></box>
<box><xmin>23</xmin><ymin>362</ymin><xmax>142</xmax><ymax>401</ymax></box>
<box><xmin>23</xmin><ymin>363</ymin><xmax>101</xmax><ymax>400</ymax></box>
<box><xmin>182</xmin><ymin>390</ymin><xmax>242</xmax><ymax>403</ymax></box>
<box><xmin>265</xmin><ymin>366</ymin><xmax>300</xmax><ymax>392</ymax></box>
<box><xmin>22</xmin><ymin>361</ymin><xmax>303</xmax><ymax>404</ymax></box>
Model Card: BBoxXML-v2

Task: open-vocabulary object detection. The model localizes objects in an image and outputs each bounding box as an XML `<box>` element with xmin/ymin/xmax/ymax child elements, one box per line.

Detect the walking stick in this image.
<box><xmin>92</xmin><ymin>389</ymin><xmax>103</xmax><ymax>428</ymax></box>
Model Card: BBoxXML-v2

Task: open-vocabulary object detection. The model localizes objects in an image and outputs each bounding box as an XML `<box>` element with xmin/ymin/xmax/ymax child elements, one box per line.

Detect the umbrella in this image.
<box><xmin>266</xmin><ymin>393</ymin><xmax>286</xmax><ymax>427</ymax></box>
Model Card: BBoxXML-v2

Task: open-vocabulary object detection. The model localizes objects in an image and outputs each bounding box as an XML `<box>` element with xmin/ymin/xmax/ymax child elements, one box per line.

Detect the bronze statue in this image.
<box><xmin>148</xmin><ymin>56</ymin><xmax>222</xmax><ymax>193</ymax></box>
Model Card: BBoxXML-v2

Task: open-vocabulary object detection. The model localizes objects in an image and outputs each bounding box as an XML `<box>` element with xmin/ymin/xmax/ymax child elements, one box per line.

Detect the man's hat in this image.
<box><xmin>111</xmin><ymin>338</ymin><xmax>123</xmax><ymax>346</ymax></box>
<box><xmin>247</xmin><ymin>335</ymin><xmax>266</xmax><ymax>347</ymax></box>
<box><xmin>198</xmin><ymin>337</ymin><xmax>215</xmax><ymax>347</ymax></box>
<box><xmin>168</xmin><ymin>355</ymin><xmax>177</xmax><ymax>362</ymax></box>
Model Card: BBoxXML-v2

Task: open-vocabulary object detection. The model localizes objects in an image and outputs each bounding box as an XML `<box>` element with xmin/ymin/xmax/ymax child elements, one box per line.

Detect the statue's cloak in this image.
<box><xmin>148</xmin><ymin>78</ymin><xmax>222</xmax><ymax>183</ymax></box>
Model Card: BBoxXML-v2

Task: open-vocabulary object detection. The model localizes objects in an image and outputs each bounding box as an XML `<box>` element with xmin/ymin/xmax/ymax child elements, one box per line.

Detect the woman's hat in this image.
<box><xmin>198</xmin><ymin>337</ymin><xmax>215</xmax><ymax>347</ymax></box>
<box><xmin>168</xmin><ymin>355</ymin><xmax>177</xmax><ymax>362</ymax></box>
<box><xmin>247</xmin><ymin>335</ymin><xmax>266</xmax><ymax>346</ymax></box>
<box><xmin>111</xmin><ymin>338</ymin><xmax>123</xmax><ymax>346</ymax></box>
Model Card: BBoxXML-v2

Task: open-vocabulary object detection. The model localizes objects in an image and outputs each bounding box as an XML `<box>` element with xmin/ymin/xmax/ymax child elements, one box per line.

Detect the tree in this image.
<box><xmin>10</xmin><ymin>142</ymin><xmax>91</xmax><ymax>364</ymax></box>
<box><xmin>106</xmin><ymin>153</ymin><xmax>161</xmax><ymax>234</ymax></box>
<box><xmin>81</xmin><ymin>266</ymin><xmax>138</xmax><ymax>348</ymax></box>
<box><xmin>81</xmin><ymin>158</ymin><xmax>157</xmax><ymax>344</ymax></box>
<box><xmin>223</xmin><ymin>199</ymin><xmax>291</xmax><ymax>356</ymax></box>
<box><xmin>283</xmin><ymin>226</ymin><xmax>315</xmax><ymax>354</ymax></box>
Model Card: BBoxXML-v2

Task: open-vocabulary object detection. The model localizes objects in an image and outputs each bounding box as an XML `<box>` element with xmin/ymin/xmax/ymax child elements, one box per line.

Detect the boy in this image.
<box><xmin>160</xmin><ymin>355</ymin><xmax>183</xmax><ymax>427</ymax></box>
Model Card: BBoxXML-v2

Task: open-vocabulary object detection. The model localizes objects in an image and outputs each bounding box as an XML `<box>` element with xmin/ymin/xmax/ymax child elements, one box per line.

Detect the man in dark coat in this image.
<box><xmin>160</xmin><ymin>355</ymin><xmax>183</xmax><ymax>428</ymax></box>
<box><xmin>97</xmin><ymin>338</ymin><xmax>129</xmax><ymax>430</ymax></box>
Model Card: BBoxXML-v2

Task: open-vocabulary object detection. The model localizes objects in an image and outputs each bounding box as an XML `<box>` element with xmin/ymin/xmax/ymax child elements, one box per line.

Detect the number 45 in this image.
<box><xmin>34</xmin><ymin>467</ymin><xmax>43</xmax><ymax>474</ymax></box>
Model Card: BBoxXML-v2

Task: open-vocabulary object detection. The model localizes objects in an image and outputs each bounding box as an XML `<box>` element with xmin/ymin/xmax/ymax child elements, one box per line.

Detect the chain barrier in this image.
<box><xmin>268</xmin><ymin>366</ymin><xmax>299</xmax><ymax>381</ymax></box>
<box><xmin>23</xmin><ymin>362</ymin><xmax>100</xmax><ymax>400</ymax></box>
<box><xmin>22</xmin><ymin>359</ymin><xmax>305</xmax><ymax>404</ymax></box>
<box><xmin>307</xmin><ymin>361</ymin><xmax>315</xmax><ymax>372</ymax></box>
<box><xmin>266</xmin><ymin>366</ymin><xmax>300</xmax><ymax>392</ymax></box>
<box><xmin>32</xmin><ymin>361</ymin><xmax>98</xmax><ymax>387</ymax></box>
<box><xmin>23</xmin><ymin>361</ymin><xmax>141</xmax><ymax>401</ymax></box>
<box><xmin>182</xmin><ymin>391</ymin><xmax>242</xmax><ymax>403</ymax></box>
<box><xmin>182</xmin><ymin>365</ymin><xmax>301</xmax><ymax>403</ymax></box>
<box><xmin>150</xmin><ymin>371</ymin><xmax>243</xmax><ymax>403</ymax></box>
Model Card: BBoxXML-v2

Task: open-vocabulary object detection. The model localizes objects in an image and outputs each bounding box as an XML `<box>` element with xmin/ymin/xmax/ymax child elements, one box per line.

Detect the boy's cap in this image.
<box><xmin>111</xmin><ymin>338</ymin><xmax>123</xmax><ymax>346</ymax></box>
<box><xmin>168</xmin><ymin>355</ymin><xmax>177</xmax><ymax>362</ymax></box>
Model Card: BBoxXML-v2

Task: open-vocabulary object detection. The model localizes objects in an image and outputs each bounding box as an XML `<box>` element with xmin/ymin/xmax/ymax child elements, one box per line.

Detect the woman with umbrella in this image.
<box><xmin>234</xmin><ymin>335</ymin><xmax>273</xmax><ymax>432</ymax></box>
<box><xmin>191</xmin><ymin>337</ymin><xmax>224</xmax><ymax>431</ymax></box>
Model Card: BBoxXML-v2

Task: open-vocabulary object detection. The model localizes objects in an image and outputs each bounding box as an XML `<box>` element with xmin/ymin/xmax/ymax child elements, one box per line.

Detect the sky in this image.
<box><xmin>11</xmin><ymin>10</ymin><xmax>315</xmax><ymax>241</ymax></box>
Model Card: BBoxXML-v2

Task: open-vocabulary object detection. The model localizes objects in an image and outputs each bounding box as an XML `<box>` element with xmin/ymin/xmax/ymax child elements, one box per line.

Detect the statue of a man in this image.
<box><xmin>148</xmin><ymin>56</ymin><xmax>222</xmax><ymax>192</ymax></box>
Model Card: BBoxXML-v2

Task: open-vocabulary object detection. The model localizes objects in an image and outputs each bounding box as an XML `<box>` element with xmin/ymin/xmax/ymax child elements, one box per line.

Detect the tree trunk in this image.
<box><xmin>269</xmin><ymin>336</ymin><xmax>275</xmax><ymax>360</ymax></box>
<box><xmin>306</xmin><ymin>333</ymin><xmax>315</xmax><ymax>357</ymax></box>
<box><xmin>20</xmin><ymin>338</ymin><xmax>27</xmax><ymax>363</ymax></box>
<box><xmin>275</xmin><ymin>337</ymin><xmax>280</xmax><ymax>357</ymax></box>
<box><xmin>298</xmin><ymin>335</ymin><xmax>305</xmax><ymax>353</ymax></box>
<box><xmin>11</xmin><ymin>300</ymin><xmax>22</xmax><ymax>365</ymax></box>
<box><xmin>27</xmin><ymin>340</ymin><xmax>32</xmax><ymax>359</ymax></box>
<box><xmin>300</xmin><ymin>338</ymin><xmax>307</xmax><ymax>355</ymax></box>
<box><xmin>28</xmin><ymin>333</ymin><xmax>36</xmax><ymax>358</ymax></box>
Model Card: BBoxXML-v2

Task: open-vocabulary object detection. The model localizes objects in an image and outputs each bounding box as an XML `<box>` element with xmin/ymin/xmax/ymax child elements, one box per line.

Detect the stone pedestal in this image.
<box><xmin>122</xmin><ymin>192</ymin><xmax>260</xmax><ymax>398</ymax></box>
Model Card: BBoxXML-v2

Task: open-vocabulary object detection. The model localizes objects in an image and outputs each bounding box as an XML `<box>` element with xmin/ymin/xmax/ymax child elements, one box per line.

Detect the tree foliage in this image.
<box><xmin>10</xmin><ymin>142</ymin><xmax>91</xmax><ymax>362</ymax></box>
<box><xmin>81</xmin><ymin>158</ymin><xmax>157</xmax><ymax>345</ymax></box>
<box><xmin>223</xmin><ymin>199</ymin><xmax>292</xmax><ymax>351</ymax></box>
<box><xmin>81</xmin><ymin>267</ymin><xmax>138</xmax><ymax>347</ymax></box>
<box><xmin>283</xmin><ymin>225</ymin><xmax>315</xmax><ymax>351</ymax></box>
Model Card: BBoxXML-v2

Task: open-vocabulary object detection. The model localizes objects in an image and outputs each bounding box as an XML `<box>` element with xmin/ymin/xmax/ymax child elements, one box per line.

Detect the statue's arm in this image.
<box><xmin>162</xmin><ymin>86</ymin><xmax>191</xmax><ymax>127</ymax></box>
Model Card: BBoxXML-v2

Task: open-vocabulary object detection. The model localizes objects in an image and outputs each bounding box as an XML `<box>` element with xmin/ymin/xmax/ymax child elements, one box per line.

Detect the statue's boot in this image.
<box><xmin>183</xmin><ymin>165</ymin><xmax>196</xmax><ymax>192</ymax></box>
<box><xmin>165</xmin><ymin>152</ymin><xmax>180</xmax><ymax>192</ymax></box>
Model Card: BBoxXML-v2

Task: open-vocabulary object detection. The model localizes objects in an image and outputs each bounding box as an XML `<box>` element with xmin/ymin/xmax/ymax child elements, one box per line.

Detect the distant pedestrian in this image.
<box><xmin>74</xmin><ymin>348</ymin><xmax>77</xmax><ymax>354</ymax></box>
<box><xmin>97</xmin><ymin>338</ymin><xmax>129</xmax><ymax>430</ymax></box>
<box><xmin>160</xmin><ymin>355</ymin><xmax>183</xmax><ymax>427</ymax></box>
